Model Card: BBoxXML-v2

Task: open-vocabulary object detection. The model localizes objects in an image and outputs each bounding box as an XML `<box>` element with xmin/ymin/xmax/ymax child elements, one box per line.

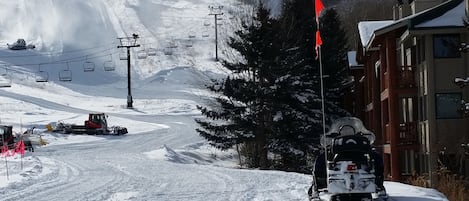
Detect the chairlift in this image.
<box><xmin>59</xmin><ymin>63</ymin><xmax>72</xmax><ymax>82</ymax></box>
<box><xmin>163</xmin><ymin>48</ymin><xmax>173</xmax><ymax>56</ymax></box>
<box><xmin>119</xmin><ymin>50</ymin><xmax>128</xmax><ymax>60</ymax></box>
<box><xmin>168</xmin><ymin>40</ymin><xmax>178</xmax><ymax>48</ymax></box>
<box><xmin>83</xmin><ymin>56</ymin><xmax>95</xmax><ymax>72</ymax></box>
<box><xmin>0</xmin><ymin>74</ymin><xmax>11</xmax><ymax>87</ymax></box>
<box><xmin>137</xmin><ymin>49</ymin><xmax>148</xmax><ymax>59</ymax></box>
<box><xmin>185</xmin><ymin>40</ymin><xmax>194</xmax><ymax>48</ymax></box>
<box><xmin>147</xmin><ymin>48</ymin><xmax>157</xmax><ymax>56</ymax></box>
<box><xmin>188</xmin><ymin>31</ymin><xmax>196</xmax><ymax>38</ymax></box>
<box><xmin>103</xmin><ymin>54</ymin><xmax>116</xmax><ymax>71</ymax></box>
<box><xmin>35</xmin><ymin>64</ymin><xmax>49</xmax><ymax>83</ymax></box>
<box><xmin>202</xmin><ymin>31</ymin><xmax>209</xmax><ymax>38</ymax></box>
<box><xmin>0</xmin><ymin>65</ymin><xmax>11</xmax><ymax>87</ymax></box>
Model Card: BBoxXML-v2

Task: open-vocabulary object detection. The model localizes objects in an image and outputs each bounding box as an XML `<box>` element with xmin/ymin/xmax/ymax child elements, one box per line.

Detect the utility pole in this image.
<box><xmin>209</xmin><ymin>5</ymin><xmax>223</xmax><ymax>61</ymax></box>
<box><xmin>117</xmin><ymin>33</ymin><xmax>140</xmax><ymax>109</ymax></box>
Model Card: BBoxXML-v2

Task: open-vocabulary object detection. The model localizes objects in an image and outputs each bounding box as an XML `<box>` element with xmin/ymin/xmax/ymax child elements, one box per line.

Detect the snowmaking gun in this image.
<box><xmin>52</xmin><ymin>113</ymin><xmax>127</xmax><ymax>135</ymax></box>
<box><xmin>310</xmin><ymin>117</ymin><xmax>388</xmax><ymax>201</ymax></box>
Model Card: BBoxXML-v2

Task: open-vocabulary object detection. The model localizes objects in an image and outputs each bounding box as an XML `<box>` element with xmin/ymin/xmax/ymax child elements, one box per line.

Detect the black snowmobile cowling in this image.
<box><xmin>7</xmin><ymin>39</ymin><xmax>35</xmax><ymax>50</ymax></box>
<box><xmin>0</xmin><ymin>125</ymin><xmax>15</xmax><ymax>148</ymax></box>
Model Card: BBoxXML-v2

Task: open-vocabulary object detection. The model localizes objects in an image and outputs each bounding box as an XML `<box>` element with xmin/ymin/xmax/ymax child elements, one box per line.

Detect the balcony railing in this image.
<box><xmin>399</xmin><ymin>122</ymin><xmax>418</xmax><ymax>145</ymax></box>
<box><xmin>383</xmin><ymin>122</ymin><xmax>418</xmax><ymax>145</ymax></box>
<box><xmin>398</xmin><ymin>66</ymin><xmax>416</xmax><ymax>88</ymax></box>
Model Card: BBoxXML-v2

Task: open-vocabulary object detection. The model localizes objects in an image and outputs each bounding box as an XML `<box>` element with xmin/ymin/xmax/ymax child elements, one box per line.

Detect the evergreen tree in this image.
<box><xmin>320</xmin><ymin>8</ymin><xmax>350</xmax><ymax>108</ymax></box>
<box><xmin>196</xmin><ymin>1</ymin><xmax>351</xmax><ymax>173</ymax></box>
<box><xmin>265</xmin><ymin>2</ymin><xmax>350</xmax><ymax>172</ymax></box>
<box><xmin>195</xmin><ymin>5</ymin><xmax>279</xmax><ymax>169</ymax></box>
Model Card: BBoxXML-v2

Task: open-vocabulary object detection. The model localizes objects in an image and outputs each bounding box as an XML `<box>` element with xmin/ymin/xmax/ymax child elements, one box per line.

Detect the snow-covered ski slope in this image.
<box><xmin>0</xmin><ymin>0</ymin><xmax>448</xmax><ymax>200</ymax></box>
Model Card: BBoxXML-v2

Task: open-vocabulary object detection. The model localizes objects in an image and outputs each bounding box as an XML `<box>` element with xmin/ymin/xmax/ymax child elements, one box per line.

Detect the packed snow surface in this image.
<box><xmin>0</xmin><ymin>0</ymin><xmax>448</xmax><ymax>200</ymax></box>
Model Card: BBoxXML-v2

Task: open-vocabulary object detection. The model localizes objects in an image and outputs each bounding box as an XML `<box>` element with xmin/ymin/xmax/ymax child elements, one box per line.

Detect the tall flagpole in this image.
<box><xmin>314</xmin><ymin>0</ymin><xmax>328</xmax><ymax>175</ymax></box>
<box><xmin>318</xmin><ymin>46</ymin><xmax>327</xmax><ymax>166</ymax></box>
<box><xmin>318</xmin><ymin>47</ymin><xmax>326</xmax><ymax>146</ymax></box>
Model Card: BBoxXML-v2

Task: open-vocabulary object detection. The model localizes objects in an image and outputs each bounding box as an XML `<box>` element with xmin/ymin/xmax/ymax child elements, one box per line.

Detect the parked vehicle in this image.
<box><xmin>52</xmin><ymin>113</ymin><xmax>127</xmax><ymax>135</ymax></box>
<box><xmin>7</xmin><ymin>39</ymin><xmax>35</xmax><ymax>50</ymax></box>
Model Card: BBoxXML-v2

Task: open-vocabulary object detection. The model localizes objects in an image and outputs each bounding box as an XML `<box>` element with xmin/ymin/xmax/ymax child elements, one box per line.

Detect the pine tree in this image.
<box><xmin>265</xmin><ymin>1</ymin><xmax>350</xmax><ymax>173</ymax></box>
<box><xmin>195</xmin><ymin>5</ymin><xmax>279</xmax><ymax>168</ymax></box>
<box><xmin>320</xmin><ymin>8</ymin><xmax>350</xmax><ymax>108</ymax></box>
<box><xmin>196</xmin><ymin>2</ymin><xmax>351</xmax><ymax>173</ymax></box>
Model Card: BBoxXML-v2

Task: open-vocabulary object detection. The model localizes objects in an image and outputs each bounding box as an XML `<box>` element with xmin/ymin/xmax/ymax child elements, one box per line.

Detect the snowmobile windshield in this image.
<box><xmin>320</xmin><ymin>117</ymin><xmax>375</xmax><ymax>147</ymax></box>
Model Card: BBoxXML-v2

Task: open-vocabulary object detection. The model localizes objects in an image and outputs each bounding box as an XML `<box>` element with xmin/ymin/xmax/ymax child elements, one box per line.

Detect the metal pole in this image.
<box><xmin>127</xmin><ymin>47</ymin><xmax>133</xmax><ymax>109</ymax></box>
<box><xmin>215</xmin><ymin>14</ymin><xmax>218</xmax><ymax>61</ymax></box>
<box><xmin>319</xmin><ymin>46</ymin><xmax>327</xmax><ymax>163</ymax></box>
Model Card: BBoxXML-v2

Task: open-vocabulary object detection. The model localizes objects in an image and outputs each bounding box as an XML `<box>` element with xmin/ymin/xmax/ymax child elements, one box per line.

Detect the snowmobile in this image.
<box><xmin>7</xmin><ymin>39</ymin><xmax>35</xmax><ymax>50</ymax></box>
<box><xmin>309</xmin><ymin>117</ymin><xmax>388</xmax><ymax>201</ymax></box>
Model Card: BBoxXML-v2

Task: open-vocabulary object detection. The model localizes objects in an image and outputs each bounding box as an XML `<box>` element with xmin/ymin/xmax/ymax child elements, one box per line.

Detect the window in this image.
<box><xmin>435</xmin><ymin>93</ymin><xmax>462</xmax><ymax>119</ymax></box>
<box><xmin>417</xmin><ymin>38</ymin><xmax>425</xmax><ymax>64</ymax></box>
<box><xmin>433</xmin><ymin>34</ymin><xmax>460</xmax><ymax>58</ymax></box>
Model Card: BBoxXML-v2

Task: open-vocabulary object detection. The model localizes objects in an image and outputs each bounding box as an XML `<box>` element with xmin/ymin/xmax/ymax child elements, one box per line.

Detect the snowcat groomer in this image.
<box><xmin>53</xmin><ymin>113</ymin><xmax>127</xmax><ymax>135</ymax></box>
<box><xmin>7</xmin><ymin>39</ymin><xmax>35</xmax><ymax>50</ymax></box>
<box><xmin>309</xmin><ymin>117</ymin><xmax>388</xmax><ymax>201</ymax></box>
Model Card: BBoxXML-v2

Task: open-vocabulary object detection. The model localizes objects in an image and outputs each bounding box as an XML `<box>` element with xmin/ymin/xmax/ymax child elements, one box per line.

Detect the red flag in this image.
<box><xmin>15</xmin><ymin>141</ymin><xmax>25</xmax><ymax>156</ymax></box>
<box><xmin>315</xmin><ymin>31</ymin><xmax>323</xmax><ymax>59</ymax></box>
<box><xmin>315</xmin><ymin>0</ymin><xmax>325</xmax><ymax>60</ymax></box>
<box><xmin>315</xmin><ymin>0</ymin><xmax>325</xmax><ymax>23</ymax></box>
<box><xmin>1</xmin><ymin>144</ymin><xmax>10</xmax><ymax>157</ymax></box>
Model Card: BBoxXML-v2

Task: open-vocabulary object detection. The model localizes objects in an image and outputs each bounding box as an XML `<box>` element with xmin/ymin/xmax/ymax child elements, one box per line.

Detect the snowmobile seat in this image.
<box><xmin>329</xmin><ymin>135</ymin><xmax>372</xmax><ymax>168</ymax></box>
<box><xmin>331</xmin><ymin>135</ymin><xmax>371</xmax><ymax>155</ymax></box>
<box><xmin>331</xmin><ymin>151</ymin><xmax>370</xmax><ymax>167</ymax></box>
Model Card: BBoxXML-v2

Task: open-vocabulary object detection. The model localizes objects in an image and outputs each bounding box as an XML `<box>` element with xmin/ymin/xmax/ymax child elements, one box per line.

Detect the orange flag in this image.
<box><xmin>315</xmin><ymin>0</ymin><xmax>325</xmax><ymax>59</ymax></box>
<box><xmin>315</xmin><ymin>0</ymin><xmax>325</xmax><ymax>24</ymax></box>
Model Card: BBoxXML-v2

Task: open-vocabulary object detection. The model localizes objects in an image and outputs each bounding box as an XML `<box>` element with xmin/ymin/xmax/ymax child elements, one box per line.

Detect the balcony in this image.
<box><xmin>398</xmin><ymin>65</ymin><xmax>416</xmax><ymax>88</ymax></box>
<box><xmin>399</xmin><ymin>122</ymin><xmax>418</xmax><ymax>145</ymax></box>
<box><xmin>383</xmin><ymin>122</ymin><xmax>418</xmax><ymax>145</ymax></box>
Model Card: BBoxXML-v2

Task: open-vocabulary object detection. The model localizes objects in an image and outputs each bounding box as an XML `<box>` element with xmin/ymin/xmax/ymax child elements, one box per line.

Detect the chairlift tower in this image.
<box><xmin>209</xmin><ymin>5</ymin><xmax>223</xmax><ymax>61</ymax></box>
<box><xmin>117</xmin><ymin>33</ymin><xmax>140</xmax><ymax>109</ymax></box>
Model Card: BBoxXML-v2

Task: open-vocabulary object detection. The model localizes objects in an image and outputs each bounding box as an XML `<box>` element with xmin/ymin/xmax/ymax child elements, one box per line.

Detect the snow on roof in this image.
<box><xmin>415</xmin><ymin>1</ymin><xmax>465</xmax><ymax>28</ymax></box>
<box><xmin>347</xmin><ymin>51</ymin><xmax>363</xmax><ymax>69</ymax></box>
<box><xmin>358</xmin><ymin>20</ymin><xmax>394</xmax><ymax>47</ymax></box>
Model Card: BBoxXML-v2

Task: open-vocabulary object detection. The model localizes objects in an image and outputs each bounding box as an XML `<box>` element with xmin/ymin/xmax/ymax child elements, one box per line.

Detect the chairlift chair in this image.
<box><xmin>59</xmin><ymin>63</ymin><xmax>72</xmax><ymax>82</ymax></box>
<box><xmin>35</xmin><ymin>64</ymin><xmax>49</xmax><ymax>83</ymax></box>
<box><xmin>203</xmin><ymin>20</ymin><xmax>210</xmax><ymax>26</ymax></box>
<box><xmin>83</xmin><ymin>56</ymin><xmax>95</xmax><ymax>72</ymax></box>
<box><xmin>119</xmin><ymin>50</ymin><xmax>128</xmax><ymax>60</ymax></box>
<box><xmin>188</xmin><ymin>31</ymin><xmax>196</xmax><ymax>38</ymax></box>
<box><xmin>0</xmin><ymin>65</ymin><xmax>7</xmax><ymax>76</ymax></box>
<box><xmin>137</xmin><ymin>49</ymin><xmax>148</xmax><ymax>59</ymax></box>
<box><xmin>185</xmin><ymin>40</ymin><xmax>194</xmax><ymax>48</ymax></box>
<box><xmin>0</xmin><ymin>75</ymin><xmax>11</xmax><ymax>87</ymax></box>
<box><xmin>202</xmin><ymin>31</ymin><xmax>209</xmax><ymax>38</ymax></box>
<box><xmin>163</xmin><ymin>47</ymin><xmax>173</xmax><ymax>56</ymax></box>
<box><xmin>147</xmin><ymin>48</ymin><xmax>157</xmax><ymax>56</ymax></box>
<box><xmin>0</xmin><ymin>66</ymin><xmax>11</xmax><ymax>87</ymax></box>
<box><xmin>103</xmin><ymin>54</ymin><xmax>115</xmax><ymax>71</ymax></box>
<box><xmin>169</xmin><ymin>41</ymin><xmax>178</xmax><ymax>49</ymax></box>
<box><xmin>103</xmin><ymin>61</ymin><xmax>116</xmax><ymax>71</ymax></box>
